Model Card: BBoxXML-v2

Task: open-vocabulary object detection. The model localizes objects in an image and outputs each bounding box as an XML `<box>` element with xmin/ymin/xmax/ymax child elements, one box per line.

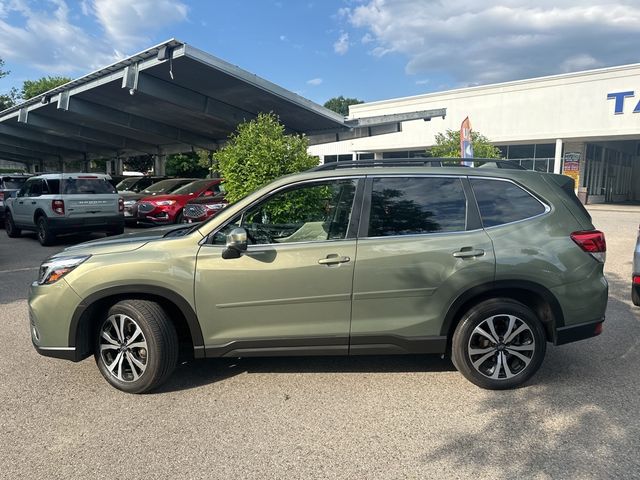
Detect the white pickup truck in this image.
<box><xmin>4</xmin><ymin>173</ymin><xmax>124</xmax><ymax>245</ymax></box>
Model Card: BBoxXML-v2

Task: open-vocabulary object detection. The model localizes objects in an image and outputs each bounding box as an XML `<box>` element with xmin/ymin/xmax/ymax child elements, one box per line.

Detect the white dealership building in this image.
<box><xmin>309</xmin><ymin>63</ymin><xmax>640</xmax><ymax>204</ymax></box>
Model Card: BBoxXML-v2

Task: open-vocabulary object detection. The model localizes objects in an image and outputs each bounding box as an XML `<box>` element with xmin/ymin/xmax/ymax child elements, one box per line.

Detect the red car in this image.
<box><xmin>136</xmin><ymin>179</ymin><xmax>224</xmax><ymax>225</ymax></box>
<box><xmin>183</xmin><ymin>183</ymin><xmax>227</xmax><ymax>223</ymax></box>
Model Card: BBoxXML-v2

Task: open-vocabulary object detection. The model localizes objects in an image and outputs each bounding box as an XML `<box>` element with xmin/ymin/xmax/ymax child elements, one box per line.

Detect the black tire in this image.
<box><xmin>452</xmin><ymin>298</ymin><xmax>546</xmax><ymax>390</ymax></box>
<box><xmin>5</xmin><ymin>211</ymin><xmax>21</xmax><ymax>237</ymax></box>
<box><xmin>94</xmin><ymin>299</ymin><xmax>178</xmax><ymax>394</ymax></box>
<box><xmin>174</xmin><ymin>211</ymin><xmax>184</xmax><ymax>224</ymax></box>
<box><xmin>36</xmin><ymin>216</ymin><xmax>56</xmax><ymax>246</ymax></box>
<box><xmin>632</xmin><ymin>285</ymin><xmax>640</xmax><ymax>306</ymax></box>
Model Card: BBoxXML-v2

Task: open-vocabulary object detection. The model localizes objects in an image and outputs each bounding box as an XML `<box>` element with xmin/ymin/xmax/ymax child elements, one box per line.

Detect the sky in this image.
<box><xmin>1</xmin><ymin>0</ymin><xmax>640</xmax><ymax>106</ymax></box>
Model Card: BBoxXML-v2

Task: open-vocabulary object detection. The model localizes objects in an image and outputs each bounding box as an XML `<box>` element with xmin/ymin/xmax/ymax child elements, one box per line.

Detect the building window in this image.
<box><xmin>357</xmin><ymin>153</ymin><xmax>375</xmax><ymax>160</ymax></box>
<box><xmin>324</xmin><ymin>155</ymin><xmax>337</xmax><ymax>163</ymax></box>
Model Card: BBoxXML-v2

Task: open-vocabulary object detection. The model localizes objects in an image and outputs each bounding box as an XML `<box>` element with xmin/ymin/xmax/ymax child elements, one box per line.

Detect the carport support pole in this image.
<box><xmin>554</xmin><ymin>139</ymin><xmax>563</xmax><ymax>174</ymax></box>
<box><xmin>154</xmin><ymin>154</ymin><xmax>166</xmax><ymax>176</ymax></box>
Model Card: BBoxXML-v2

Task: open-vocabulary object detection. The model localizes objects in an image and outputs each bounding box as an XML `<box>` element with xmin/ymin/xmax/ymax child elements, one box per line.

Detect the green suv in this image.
<box><xmin>29</xmin><ymin>160</ymin><xmax>608</xmax><ymax>393</ymax></box>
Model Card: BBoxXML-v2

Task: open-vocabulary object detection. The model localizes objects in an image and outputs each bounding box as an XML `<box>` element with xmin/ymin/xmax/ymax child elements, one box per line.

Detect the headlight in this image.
<box><xmin>205</xmin><ymin>203</ymin><xmax>225</xmax><ymax>211</ymax></box>
<box><xmin>123</xmin><ymin>200</ymin><xmax>137</xmax><ymax>206</ymax></box>
<box><xmin>155</xmin><ymin>200</ymin><xmax>176</xmax><ymax>206</ymax></box>
<box><xmin>38</xmin><ymin>255</ymin><xmax>91</xmax><ymax>285</ymax></box>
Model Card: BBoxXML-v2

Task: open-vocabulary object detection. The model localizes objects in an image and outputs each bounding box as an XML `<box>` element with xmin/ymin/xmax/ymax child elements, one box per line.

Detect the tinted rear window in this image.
<box><xmin>471</xmin><ymin>178</ymin><xmax>546</xmax><ymax>227</ymax></box>
<box><xmin>62</xmin><ymin>178</ymin><xmax>116</xmax><ymax>195</ymax></box>
<box><xmin>2</xmin><ymin>177</ymin><xmax>28</xmax><ymax>189</ymax></box>
<box><xmin>368</xmin><ymin>177</ymin><xmax>467</xmax><ymax>237</ymax></box>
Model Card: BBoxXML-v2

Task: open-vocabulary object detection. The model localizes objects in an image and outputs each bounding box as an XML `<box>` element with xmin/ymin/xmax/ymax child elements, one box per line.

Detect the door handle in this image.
<box><xmin>31</xmin><ymin>201</ymin><xmax>36</xmax><ymax>204</ymax></box>
<box><xmin>318</xmin><ymin>254</ymin><xmax>351</xmax><ymax>265</ymax></box>
<box><xmin>453</xmin><ymin>248</ymin><xmax>485</xmax><ymax>258</ymax></box>
<box><xmin>18</xmin><ymin>201</ymin><xmax>23</xmax><ymax>204</ymax></box>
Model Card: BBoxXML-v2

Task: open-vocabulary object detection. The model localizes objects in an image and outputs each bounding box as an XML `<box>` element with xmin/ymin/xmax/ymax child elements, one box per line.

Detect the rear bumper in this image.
<box><xmin>32</xmin><ymin>343</ymin><xmax>78</xmax><ymax>361</ymax></box>
<box><xmin>47</xmin><ymin>215</ymin><xmax>124</xmax><ymax>233</ymax></box>
<box><xmin>554</xmin><ymin>317</ymin><xmax>604</xmax><ymax>345</ymax></box>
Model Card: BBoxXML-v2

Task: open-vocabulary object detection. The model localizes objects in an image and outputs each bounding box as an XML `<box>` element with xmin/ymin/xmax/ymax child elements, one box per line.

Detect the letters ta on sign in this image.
<box><xmin>607</xmin><ymin>91</ymin><xmax>640</xmax><ymax>114</ymax></box>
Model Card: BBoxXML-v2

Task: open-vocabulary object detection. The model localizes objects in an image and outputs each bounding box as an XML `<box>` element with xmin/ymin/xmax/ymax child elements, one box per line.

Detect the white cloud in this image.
<box><xmin>415</xmin><ymin>79</ymin><xmax>429</xmax><ymax>85</ymax></box>
<box><xmin>93</xmin><ymin>0</ymin><xmax>188</xmax><ymax>50</ymax></box>
<box><xmin>0</xmin><ymin>0</ymin><xmax>188</xmax><ymax>76</ymax></box>
<box><xmin>307</xmin><ymin>78</ymin><xmax>323</xmax><ymax>86</ymax></box>
<box><xmin>280</xmin><ymin>35</ymin><xmax>287</xmax><ymax>41</ymax></box>
<box><xmin>334</xmin><ymin>32</ymin><xmax>350</xmax><ymax>55</ymax></box>
<box><xmin>0</xmin><ymin>0</ymin><xmax>119</xmax><ymax>73</ymax></box>
<box><xmin>348</xmin><ymin>0</ymin><xmax>640</xmax><ymax>85</ymax></box>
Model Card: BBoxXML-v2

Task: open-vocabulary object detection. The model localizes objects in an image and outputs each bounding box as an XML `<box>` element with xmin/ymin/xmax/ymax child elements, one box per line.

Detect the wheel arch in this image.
<box><xmin>441</xmin><ymin>280</ymin><xmax>565</xmax><ymax>343</ymax></box>
<box><xmin>69</xmin><ymin>285</ymin><xmax>204</xmax><ymax>361</ymax></box>
<box><xmin>33</xmin><ymin>208</ymin><xmax>47</xmax><ymax>223</ymax></box>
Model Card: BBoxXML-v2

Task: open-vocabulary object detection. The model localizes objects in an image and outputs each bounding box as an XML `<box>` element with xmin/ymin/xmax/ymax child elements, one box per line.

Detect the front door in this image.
<box><xmin>12</xmin><ymin>179</ymin><xmax>40</xmax><ymax>225</ymax></box>
<box><xmin>195</xmin><ymin>178</ymin><xmax>361</xmax><ymax>357</ymax></box>
<box><xmin>350</xmin><ymin>175</ymin><xmax>495</xmax><ymax>354</ymax></box>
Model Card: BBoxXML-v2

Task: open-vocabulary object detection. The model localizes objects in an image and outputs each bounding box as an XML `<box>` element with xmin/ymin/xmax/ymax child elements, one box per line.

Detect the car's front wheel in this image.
<box><xmin>452</xmin><ymin>298</ymin><xmax>546</xmax><ymax>390</ymax></box>
<box><xmin>5</xmin><ymin>212</ymin><xmax>21</xmax><ymax>237</ymax></box>
<box><xmin>95</xmin><ymin>299</ymin><xmax>178</xmax><ymax>394</ymax></box>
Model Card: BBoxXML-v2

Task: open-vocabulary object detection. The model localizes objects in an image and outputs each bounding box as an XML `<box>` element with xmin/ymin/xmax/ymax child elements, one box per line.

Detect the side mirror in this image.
<box><xmin>222</xmin><ymin>227</ymin><xmax>248</xmax><ymax>259</ymax></box>
<box><xmin>203</xmin><ymin>190</ymin><xmax>214</xmax><ymax>197</ymax></box>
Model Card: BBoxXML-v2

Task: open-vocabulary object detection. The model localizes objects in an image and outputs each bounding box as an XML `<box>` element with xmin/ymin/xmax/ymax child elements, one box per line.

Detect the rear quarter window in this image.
<box><xmin>470</xmin><ymin>178</ymin><xmax>547</xmax><ymax>228</ymax></box>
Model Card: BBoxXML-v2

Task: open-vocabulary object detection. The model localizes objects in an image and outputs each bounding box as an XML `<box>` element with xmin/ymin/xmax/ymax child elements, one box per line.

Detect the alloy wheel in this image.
<box><xmin>99</xmin><ymin>313</ymin><xmax>149</xmax><ymax>382</ymax></box>
<box><xmin>467</xmin><ymin>314</ymin><xmax>535</xmax><ymax>380</ymax></box>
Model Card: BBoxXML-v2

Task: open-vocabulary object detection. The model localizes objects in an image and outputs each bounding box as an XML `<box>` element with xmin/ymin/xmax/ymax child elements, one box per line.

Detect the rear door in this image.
<box><xmin>350</xmin><ymin>175</ymin><xmax>495</xmax><ymax>354</ymax></box>
<box><xmin>62</xmin><ymin>175</ymin><xmax>119</xmax><ymax>220</ymax></box>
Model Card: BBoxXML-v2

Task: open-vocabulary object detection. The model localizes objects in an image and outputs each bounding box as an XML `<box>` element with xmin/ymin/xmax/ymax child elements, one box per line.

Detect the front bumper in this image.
<box><xmin>29</xmin><ymin>279</ymin><xmax>83</xmax><ymax>362</ymax></box>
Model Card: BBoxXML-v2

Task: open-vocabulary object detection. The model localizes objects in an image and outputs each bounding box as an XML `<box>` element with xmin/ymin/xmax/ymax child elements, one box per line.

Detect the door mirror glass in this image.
<box><xmin>222</xmin><ymin>228</ymin><xmax>248</xmax><ymax>259</ymax></box>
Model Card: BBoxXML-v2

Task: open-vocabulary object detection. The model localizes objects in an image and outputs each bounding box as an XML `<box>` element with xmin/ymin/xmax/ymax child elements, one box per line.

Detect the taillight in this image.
<box><xmin>118</xmin><ymin>197</ymin><xmax>124</xmax><ymax>212</ymax></box>
<box><xmin>52</xmin><ymin>199</ymin><xmax>65</xmax><ymax>215</ymax></box>
<box><xmin>570</xmin><ymin>230</ymin><xmax>606</xmax><ymax>263</ymax></box>
<box><xmin>633</xmin><ymin>275</ymin><xmax>640</xmax><ymax>285</ymax></box>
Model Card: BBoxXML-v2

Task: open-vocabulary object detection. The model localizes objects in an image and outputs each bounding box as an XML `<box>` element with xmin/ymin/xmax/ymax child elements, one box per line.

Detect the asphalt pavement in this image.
<box><xmin>0</xmin><ymin>211</ymin><xmax>639</xmax><ymax>479</ymax></box>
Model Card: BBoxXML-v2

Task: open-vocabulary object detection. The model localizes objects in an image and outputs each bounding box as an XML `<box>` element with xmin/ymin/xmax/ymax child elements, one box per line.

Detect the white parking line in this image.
<box><xmin>0</xmin><ymin>267</ymin><xmax>38</xmax><ymax>274</ymax></box>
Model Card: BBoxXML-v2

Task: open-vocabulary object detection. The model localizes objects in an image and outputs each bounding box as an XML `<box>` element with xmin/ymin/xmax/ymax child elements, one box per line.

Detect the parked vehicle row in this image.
<box><xmin>4</xmin><ymin>173</ymin><xmax>227</xmax><ymax>245</ymax></box>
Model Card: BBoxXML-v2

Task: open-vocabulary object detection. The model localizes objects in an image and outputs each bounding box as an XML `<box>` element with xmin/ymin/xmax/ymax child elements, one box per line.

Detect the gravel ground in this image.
<box><xmin>0</xmin><ymin>209</ymin><xmax>639</xmax><ymax>480</ymax></box>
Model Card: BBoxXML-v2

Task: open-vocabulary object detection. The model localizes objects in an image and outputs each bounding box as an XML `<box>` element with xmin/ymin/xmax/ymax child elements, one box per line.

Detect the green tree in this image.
<box><xmin>215</xmin><ymin>112</ymin><xmax>318</xmax><ymax>203</ymax></box>
<box><xmin>0</xmin><ymin>58</ymin><xmax>17</xmax><ymax>110</ymax></box>
<box><xmin>123</xmin><ymin>155</ymin><xmax>154</xmax><ymax>173</ymax></box>
<box><xmin>166</xmin><ymin>151</ymin><xmax>210</xmax><ymax>177</ymax></box>
<box><xmin>429</xmin><ymin>129</ymin><xmax>501</xmax><ymax>159</ymax></box>
<box><xmin>21</xmin><ymin>76</ymin><xmax>71</xmax><ymax>100</ymax></box>
<box><xmin>323</xmin><ymin>95</ymin><xmax>364</xmax><ymax>116</ymax></box>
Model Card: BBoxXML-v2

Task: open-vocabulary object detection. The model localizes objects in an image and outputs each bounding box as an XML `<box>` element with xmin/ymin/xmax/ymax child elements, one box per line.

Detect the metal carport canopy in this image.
<box><xmin>0</xmin><ymin>39</ymin><xmax>446</xmax><ymax>166</ymax></box>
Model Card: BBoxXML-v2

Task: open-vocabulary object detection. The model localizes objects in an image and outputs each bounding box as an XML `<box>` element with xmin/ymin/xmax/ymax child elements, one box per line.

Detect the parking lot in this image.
<box><xmin>0</xmin><ymin>208</ymin><xmax>639</xmax><ymax>479</ymax></box>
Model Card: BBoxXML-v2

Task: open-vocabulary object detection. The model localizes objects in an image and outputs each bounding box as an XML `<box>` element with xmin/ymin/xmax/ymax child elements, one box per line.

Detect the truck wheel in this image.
<box><xmin>5</xmin><ymin>212</ymin><xmax>21</xmax><ymax>237</ymax></box>
<box><xmin>36</xmin><ymin>216</ymin><xmax>56</xmax><ymax>246</ymax></box>
<box><xmin>452</xmin><ymin>298</ymin><xmax>546</xmax><ymax>390</ymax></box>
<box><xmin>95</xmin><ymin>299</ymin><xmax>178</xmax><ymax>394</ymax></box>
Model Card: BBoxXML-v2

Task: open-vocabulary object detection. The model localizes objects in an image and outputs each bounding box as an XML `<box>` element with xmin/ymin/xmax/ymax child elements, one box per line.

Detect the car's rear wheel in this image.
<box><xmin>5</xmin><ymin>212</ymin><xmax>21</xmax><ymax>237</ymax></box>
<box><xmin>94</xmin><ymin>299</ymin><xmax>178</xmax><ymax>394</ymax></box>
<box><xmin>632</xmin><ymin>285</ymin><xmax>640</xmax><ymax>306</ymax></box>
<box><xmin>452</xmin><ymin>298</ymin><xmax>546</xmax><ymax>390</ymax></box>
<box><xmin>36</xmin><ymin>216</ymin><xmax>55</xmax><ymax>246</ymax></box>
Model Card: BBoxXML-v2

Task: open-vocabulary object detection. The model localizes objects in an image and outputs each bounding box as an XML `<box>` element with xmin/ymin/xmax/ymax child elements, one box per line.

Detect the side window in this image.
<box><xmin>367</xmin><ymin>177</ymin><xmax>467</xmax><ymax>237</ymax></box>
<box><xmin>470</xmin><ymin>178</ymin><xmax>546</xmax><ymax>227</ymax></box>
<box><xmin>212</xmin><ymin>179</ymin><xmax>357</xmax><ymax>245</ymax></box>
<box><xmin>29</xmin><ymin>180</ymin><xmax>42</xmax><ymax>196</ymax></box>
<box><xmin>17</xmin><ymin>181</ymin><xmax>31</xmax><ymax>197</ymax></box>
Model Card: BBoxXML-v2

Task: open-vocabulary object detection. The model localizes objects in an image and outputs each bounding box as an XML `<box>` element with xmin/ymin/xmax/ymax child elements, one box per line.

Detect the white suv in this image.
<box><xmin>4</xmin><ymin>173</ymin><xmax>124</xmax><ymax>245</ymax></box>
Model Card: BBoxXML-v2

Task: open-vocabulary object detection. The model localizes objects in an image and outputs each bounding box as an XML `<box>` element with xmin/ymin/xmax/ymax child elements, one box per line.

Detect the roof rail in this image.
<box><xmin>309</xmin><ymin>158</ymin><xmax>526</xmax><ymax>171</ymax></box>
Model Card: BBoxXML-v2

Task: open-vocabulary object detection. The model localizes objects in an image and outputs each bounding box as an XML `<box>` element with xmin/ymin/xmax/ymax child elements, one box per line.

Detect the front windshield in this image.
<box><xmin>172</xmin><ymin>180</ymin><xmax>211</xmax><ymax>195</ymax></box>
<box><xmin>143</xmin><ymin>179</ymin><xmax>191</xmax><ymax>194</ymax></box>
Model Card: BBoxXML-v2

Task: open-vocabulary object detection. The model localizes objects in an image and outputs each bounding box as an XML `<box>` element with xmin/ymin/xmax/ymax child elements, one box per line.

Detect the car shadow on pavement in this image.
<box><xmin>417</xmin><ymin>271</ymin><xmax>640</xmax><ymax>478</ymax></box>
<box><xmin>157</xmin><ymin>354</ymin><xmax>457</xmax><ymax>394</ymax></box>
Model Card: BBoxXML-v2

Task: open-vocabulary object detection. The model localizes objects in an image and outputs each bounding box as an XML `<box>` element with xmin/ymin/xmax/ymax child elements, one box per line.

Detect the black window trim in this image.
<box><xmin>467</xmin><ymin>175</ymin><xmax>551</xmax><ymax>229</ymax></box>
<box><xmin>202</xmin><ymin>176</ymin><xmax>365</xmax><ymax>247</ymax></box>
<box><xmin>358</xmin><ymin>174</ymin><xmax>476</xmax><ymax>240</ymax></box>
